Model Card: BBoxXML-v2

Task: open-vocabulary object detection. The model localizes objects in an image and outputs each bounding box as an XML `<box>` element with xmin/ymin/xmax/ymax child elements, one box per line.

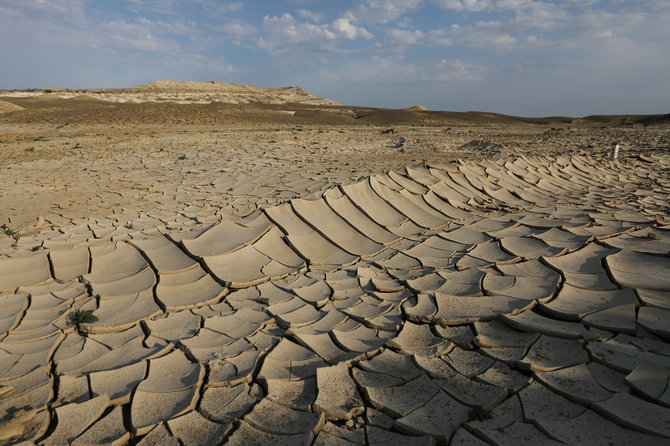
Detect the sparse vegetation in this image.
<box><xmin>68</xmin><ymin>309</ymin><xmax>98</xmax><ymax>330</ymax></box>
<box><xmin>177</xmin><ymin>154</ymin><xmax>186</xmax><ymax>160</ymax></box>
<box><xmin>124</xmin><ymin>222</ymin><xmax>134</xmax><ymax>230</ymax></box>
<box><xmin>26</xmin><ymin>146</ymin><xmax>35</xmax><ymax>152</ymax></box>
<box><xmin>435</xmin><ymin>318</ymin><xmax>448</xmax><ymax>329</ymax></box>
<box><xmin>256</xmin><ymin>297</ymin><xmax>270</xmax><ymax>306</ymax></box>
<box><xmin>1</xmin><ymin>224</ymin><xmax>17</xmax><ymax>238</ymax></box>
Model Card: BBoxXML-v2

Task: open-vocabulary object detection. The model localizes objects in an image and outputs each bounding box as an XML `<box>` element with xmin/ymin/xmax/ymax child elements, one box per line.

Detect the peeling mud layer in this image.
<box><xmin>1</xmin><ymin>92</ymin><xmax>670</xmax><ymax>445</ymax></box>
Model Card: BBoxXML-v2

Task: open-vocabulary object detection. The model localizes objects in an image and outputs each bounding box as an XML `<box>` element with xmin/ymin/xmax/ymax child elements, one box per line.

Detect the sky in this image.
<box><xmin>0</xmin><ymin>0</ymin><xmax>668</xmax><ymax>117</ymax></box>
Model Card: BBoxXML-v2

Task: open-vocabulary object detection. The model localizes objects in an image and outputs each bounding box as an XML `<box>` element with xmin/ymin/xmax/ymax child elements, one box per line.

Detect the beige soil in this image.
<box><xmin>0</xmin><ymin>84</ymin><xmax>669</xmax><ymax>445</ymax></box>
<box><xmin>1</xmin><ymin>91</ymin><xmax>668</xmax><ymax>231</ymax></box>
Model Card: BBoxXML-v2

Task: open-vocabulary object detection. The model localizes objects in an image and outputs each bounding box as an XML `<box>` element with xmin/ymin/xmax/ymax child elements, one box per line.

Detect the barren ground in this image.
<box><xmin>1</xmin><ymin>89</ymin><xmax>669</xmax><ymax>445</ymax></box>
<box><xmin>1</xmin><ymin>94</ymin><xmax>668</xmax><ymax>232</ymax></box>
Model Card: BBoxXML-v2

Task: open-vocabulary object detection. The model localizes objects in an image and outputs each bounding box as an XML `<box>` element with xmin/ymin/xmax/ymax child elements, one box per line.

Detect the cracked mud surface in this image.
<box><xmin>2</xmin><ymin>92</ymin><xmax>670</xmax><ymax>445</ymax></box>
<box><xmin>1</xmin><ymin>150</ymin><xmax>670</xmax><ymax>445</ymax></box>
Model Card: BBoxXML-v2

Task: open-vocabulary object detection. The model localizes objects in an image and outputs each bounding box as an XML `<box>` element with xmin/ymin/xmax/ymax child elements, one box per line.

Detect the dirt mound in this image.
<box><xmin>405</xmin><ymin>105</ymin><xmax>429</xmax><ymax>111</ymax></box>
<box><xmin>0</xmin><ymin>100</ymin><xmax>23</xmax><ymax>114</ymax></box>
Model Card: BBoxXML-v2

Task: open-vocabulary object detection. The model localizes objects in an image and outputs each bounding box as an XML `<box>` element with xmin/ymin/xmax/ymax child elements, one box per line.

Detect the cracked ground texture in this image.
<box><xmin>1</xmin><ymin>153</ymin><xmax>669</xmax><ymax>446</ymax></box>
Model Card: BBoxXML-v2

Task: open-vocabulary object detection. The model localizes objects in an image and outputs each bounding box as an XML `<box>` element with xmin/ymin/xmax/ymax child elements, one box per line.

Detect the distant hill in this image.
<box><xmin>405</xmin><ymin>105</ymin><xmax>429</xmax><ymax>111</ymax></box>
<box><xmin>0</xmin><ymin>80</ymin><xmax>339</xmax><ymax>106</ymax></box>
<box><xmin>0</xmin><ymin>82</ymin><xmax>667</xmax><ymax>128</ymax></box>
<box><xmin>128</xmin><ymin>80</ymin><xmax>339</xmax><ymax>105</ymax></box>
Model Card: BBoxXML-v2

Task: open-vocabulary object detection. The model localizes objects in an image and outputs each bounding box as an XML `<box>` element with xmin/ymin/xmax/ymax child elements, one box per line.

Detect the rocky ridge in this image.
<box><xmin>0</xmin><ymin>80</ymin><xmax>339</xmax><ymax>106</ymax></box>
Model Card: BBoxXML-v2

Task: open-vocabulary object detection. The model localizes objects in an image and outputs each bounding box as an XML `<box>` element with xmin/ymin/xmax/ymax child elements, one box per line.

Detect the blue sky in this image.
<box><xmin>0</xmin><ymin>1</ymin><xmax>668</xmax><ymax>116</ymax></box>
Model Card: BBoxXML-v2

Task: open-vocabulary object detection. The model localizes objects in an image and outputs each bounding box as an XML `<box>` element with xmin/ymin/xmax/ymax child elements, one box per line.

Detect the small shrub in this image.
<box><xmin>435</xmin><ymin>318</ymin><xmax>448</xmax><ymax>329</ymax></box>
<box><xmin>68</xmin><ymin>310</ymin><xmax>98</xmax><ymax>330</ymax></box>
<box><xmin>177</xmin><ymin>154</ymin><xmax>186</xmax><ymax>160</ymax></box>
<box><xmin>124</xmin><ymin>222</ymin><xmax>134</xmax><ymax>230</ymax></box>
<box><xmin>26</xmin><ymin>147</ymin><xmax>35</xmax><ymax>152</ymax></box>
<box><xmin>256</xmin><ymin>297</ymin><xmax>270</xmax><ymax>306</ymax></box>
<box><xmin>1</xmin><ymin>224</ymin><xmax>17</xmax><ymax>237</ymax></box>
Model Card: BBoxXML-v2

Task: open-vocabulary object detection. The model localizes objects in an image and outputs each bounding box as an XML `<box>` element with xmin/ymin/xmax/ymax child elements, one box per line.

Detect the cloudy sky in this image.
<box><xmin>1</xmin><ymin>0</ymin><xmax>668</xmax><ymax>116</ymax></box>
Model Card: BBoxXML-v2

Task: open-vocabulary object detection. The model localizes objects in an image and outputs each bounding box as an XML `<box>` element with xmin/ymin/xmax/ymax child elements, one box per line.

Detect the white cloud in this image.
<box><xmin>258</xmin><ymin>13</ymin><xmax>373</xmax><ymax>52</ymax></box>
<box><xmin>572</xmin><ymin>8</ymin><xmax>669</xmax><ymax>62</ymax></box>
<box><xmin>492</xmin><ymin>34</ymin><xmax>516</xmax><ymax>46</ymax></box>
<box><xmin>428</xmin><ymin>23</ymin><xmax>522</xmax><ymax>50</ymax></box>
<box><xmin>435</xmin><ymin>0</ymin><xmax>568</xmax><ymax>28</ymax></box>
<box><xmin>345</xmin><ymin>0</ymin><xmax>424</xmax><ymax>25</ymax></box>
<box><xmin>136</xmin><ymin>17</ymin><xmax>199</xmax><ymax>36</ymax></box>
<box><xmin>387</xmin><ymin>28</ymin><xmax>425</xmax><ymax>45</ymax></box>
<box><xmin>0</xmin><ymin>0</ymin><xmax>240</xmax><ymax>87</ymax></box>
<box><xmin>263</xmin><ymin>13</ymin><xmax>336</xmax><ymax>45</ymax></box>
<box><xmin>126</xmin><ymin>0</ymin><xmax>181</xmax><ymax>16</ymax></box>
<box><xmin>296</xmin><ymin>9</ymin><xmax>325</xmax><ymax>23</ymax></box>
<box><xmin>0</xmin><ymin>0</ymin><xmax>88</xmax><ymax>26</ymax></box>
<box><xmin>436</xmin><ymin>58</ymin><xmax>488</xmax><ymax>81</ymax></box>
<box><xmin>127</xmin><ymin>0</ymin><xmax>243</xmax><ymax>18</ymax></box>
<box><xmin>333</xmin><ymin>17</ymin><xmax>373</xmax><ymax>40</ymax></box>
<box><xmin>221</xmin><ymin>21</ymin><xmax>257</xmax><ymax>38</ymax></box>
<box><xmin>425</xmin><ymin>0</ymin><xmax>575</xmax><ymax>51</ymax></box>
<box><xmin>319</xmin><ymin>55</ymin><xmax>486</xmax><ymax>83</ymax></box>
<box><xmin>193</xmin><ymin>0</ymin><xmax>244</xmax><ymax>15</ymax></box>
<box><xmin>510</xmin><ymin>1</ymin><xmax>568</xmax><ymax>29</ymax></box>
<box><xmin>93</xmin><ymin>20</ymin><xmax>182</xmax><ymax>53</ymax></box>
<box><xmin>434</xmin><ymin>0</ymin><xmax>494</xmax><ymax>12</ymax></box>
<box><xmin>0</xmin><ymin>2</ymin><xmax>187</xmax><ymax>55</ymax></box>
<box><xmin>595</xmin><ymin>29</ymin><xmax>613</xmax><ymax>39</ymax></box>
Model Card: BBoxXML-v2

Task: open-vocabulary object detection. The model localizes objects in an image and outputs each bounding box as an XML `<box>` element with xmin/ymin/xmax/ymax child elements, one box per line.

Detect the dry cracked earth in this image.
<box><xmin>1</xmin><ymin>152</ymin><xmax>670</xmax><ymax>445</ymax></box>
<box><xmin>2</xmin><ymin>88</ymin><xmax>670</xmax><ymax>445</ymax></box>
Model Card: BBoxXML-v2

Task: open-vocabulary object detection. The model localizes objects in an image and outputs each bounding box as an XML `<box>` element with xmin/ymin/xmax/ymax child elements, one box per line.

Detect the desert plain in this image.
<box><xmin>0</xmin><ymin>81</ymin><xmax>669</xmax><ymax>445</ymax></box>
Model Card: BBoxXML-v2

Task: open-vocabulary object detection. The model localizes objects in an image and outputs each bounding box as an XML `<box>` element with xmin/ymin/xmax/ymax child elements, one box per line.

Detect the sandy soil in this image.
<box><xmin>0</xmin><ymin>87</ymin><xmax>669</xmax><ymax>445</ymax></box>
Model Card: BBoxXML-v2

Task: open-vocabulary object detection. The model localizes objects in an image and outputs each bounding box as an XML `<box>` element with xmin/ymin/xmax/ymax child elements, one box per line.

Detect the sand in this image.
<box><xmin>1</xmin><ymin>86</ymin><xmax>670</xmax><ymax>445</ymax></box>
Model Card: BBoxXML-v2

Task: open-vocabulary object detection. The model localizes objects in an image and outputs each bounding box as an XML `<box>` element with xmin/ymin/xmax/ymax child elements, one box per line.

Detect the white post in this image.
<box><xmin>610</xmin><ymin>142</ymin><xmax>620</xmax><ymax>159</ymax></box>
